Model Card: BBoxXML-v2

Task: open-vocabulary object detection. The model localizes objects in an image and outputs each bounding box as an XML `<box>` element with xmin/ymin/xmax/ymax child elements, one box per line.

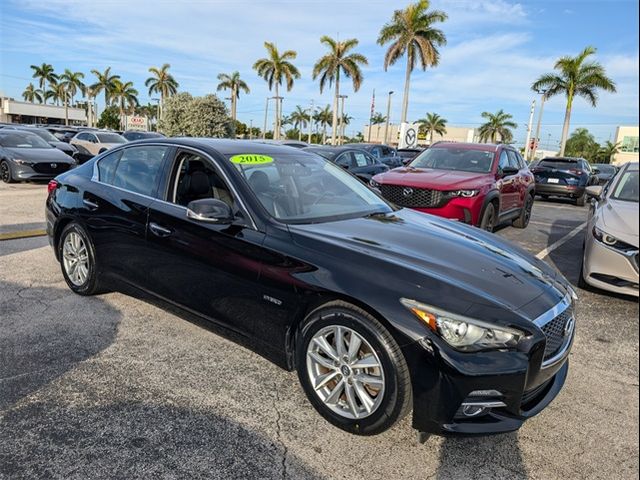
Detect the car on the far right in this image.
<box><xmin>532</xmin><ymin>157</ymin><xmax>599</xmax><ymax>206</ymax></box>
<box><xmin>580</xmin><ymin>162</ymin><xmax>639</xmax><ymax>297</ymax></box>
<box><xmin>592</xmin><ymin>163</ymin><xmax>619</xmax><ymax>185</ymax></box>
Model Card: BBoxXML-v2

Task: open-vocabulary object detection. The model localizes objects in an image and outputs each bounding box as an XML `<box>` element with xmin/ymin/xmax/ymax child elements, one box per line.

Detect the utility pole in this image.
<box><xmin>367</xmin><ymin>89</ymin><xmax>375</xmax><ymax>143</ymax></box>
<box><xmin>383</xmin><ymin>91</ymin><xmax>394</xmax><ymax>145</ymax></box>
<box><xmin>531</xmin><ymin>89</ymin><xmax>548</xmax><ymax>161</ymax></box>
<box><xmin>524</xmin><ymin>99</ymin><xmax>536</xmax><ymax>160</ymax></box>
<box><xmin>338</xmin><ymin>95</ymin><xmax>347</xmax><ymax>145</ymax></box>
<box><xmin>262</xmin><ymin>97</ymin><xmax>270</xmax><ymax>140</ymax></box>
<box><xmin>249</xmin><ymin>119</ymin><xmax>253</xmax><ymax>140</ymax></box>
<box><xmin>307</xmin><ymin>100</ymin><xmax>314</xmax><ymax>144</ymax></box>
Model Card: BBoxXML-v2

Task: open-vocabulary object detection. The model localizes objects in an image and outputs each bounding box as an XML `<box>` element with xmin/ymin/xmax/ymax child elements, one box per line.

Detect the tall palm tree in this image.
<box><xmin>145</xmin><ymin>64</ymin><xmax>179</xmax><ymax>121</ymax></box>
<box><xmin>532</xmin><ymin>46</ymin><xmax>616</xmax><ymax>156</ymax></box>
<box><xmin>314</xmin><ymin>105</ymin><xmax>333</xmax><ymax>144</ymax></box>
<box><xmin>22</xmin><ymin>83</ymin><xmax>43</xmax><ymax>104</ymax></box>
<box><xmin>216</xmin><ymin>71</ymin><xmax>250</xmax><ymax>122</ymax></box>
<box><xmin>418</xmin><ymin>112</ymin><xmax>447</xmax><ymax>143</ymax></box>
<box><xmin>478</xmin><ymin>110</ymin><xmax>518</xmax><ymax>143</ymax></box>
<box><xmin>90</xmin><ymin>67</ymin><xmax>121</xmax><ymax>108</ymax></box>
<box><xmin>598</xmin><ymin>140</ymin><xmax>621</xmax><ymax>164</ymax></box>
<box><xmin>378</xmin><ymin>0</ymin><xmax>447</xmax><ymax>125</ymax></box>
<box><xmin>370</xmin><ymin>112</ymin><xmax>387</xmax><ymax>141</ymax></box>
<box><xmin>288</xmin><ymin>105</ymin><xmax>309</xmax><ymax>141</ymax></box>
<box><xmin>312</xmin><ymin>36</ymin><xmax>368</xmax><ymax>145</ymax></box>
<box><xmin>45</xmin><ymin>83</ymin><xmax>68</xmax><ymax>107</ymax></box>
<box><xmin>59</xmin><ymin>69</ymin><xmax>85</xmax><ymax>125</ymax></box>
<box><xmin>110</xmin><ymin>79</ymin><xmax>139</xmax><ymax>128</ymax></box>
<box><xmin>253</xmin><ymin>42</ymin><xmax>301</xmax><ymax>140</ymax></box>
<box><xmin>30</xmin><ymin>63</ymin><xmax>58</xmax><ymax>105</ymax></box>
<box><xmin>340</xmin><ymin>113</ymin><xmax>353</xmax><ymax>144</ymax></box>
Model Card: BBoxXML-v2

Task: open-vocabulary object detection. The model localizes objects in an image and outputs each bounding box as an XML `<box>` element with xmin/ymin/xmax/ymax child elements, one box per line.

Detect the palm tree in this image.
<box><xmin>370</xmin><ymin>112</ymin><xmax>387</xmax><ymax>141</ymax></box>
<box><xmin>30</xmin><ymin>63</ymin><xmax>58</xmax><ymax>104</ymax></box>
<box><xmin>45</xmin><ymin>83</ymin><xmax>67</xmax><ymax>107</ymax></box>
<box><xmin>478</xmin><ymin>110</ymin><xmax>518</xmax><ymax>143</ymax></box>
<box><xmin>378</xmin><ymin>0</ymin><xmax>447</xmax><ymax>125</ymax></box>
<box><xmin>314</xmin><ymin>105</ymin><xmax>333</xmax><ymax>144</ymax></box>
<box><xmin>253</xmin><ymin>42</ymin><xmax>301</xmax><ymax>140</ymax></box>
<box><xmin>22</xmin><ymin>83</ymin><xmax>43</xmax><ymax>104</ymax></box>
<box><xmin>110</xmin><ymin>79</ymin><xmax>139</xmax><ymax>128</ymax></box>
<box><xmin>216</xmin><ymin>71</ymin><xmax>250</xmax><ymax>122</ymax></box>
<box><xmin>532</xmin><ymin>46</ymin><xmax>616</xmax><ymax>156</ymax></box>
<box><xmin>418</xmin><ymin>112</ymin><xmax>447</xmax><ymax>144</ymax></box>
<box><xmin>145</xmin><ymin>64</ymin><xmax>179</xmax><ymax>121</ymax></box>
<box><xmin>312</xmin><ymin>36</ymin><xmax>368</xmax><ymax>145</ymax></box>
<box><xmin>340</xmin><ymin>113</ymin><xmax>353</xmax><ymax>144</ymax></box>
<box><xmin>90</xmin><ymin>67</ymin><xmax>121</xmax><ymax>108</ymax></box>
<box><xmin>598</xmin><ymin>140</ymin><xmax>621</xmax><ymax>164</ymax></box>
<box><xmin>288</xmin><ymin>105</ymin><xmax>309</xmax><ymax>141</ymax></box>
<box><xmin>59</xmin><ymin>69</ymin><xmax>85</xmax><ymax>125</ymax></box>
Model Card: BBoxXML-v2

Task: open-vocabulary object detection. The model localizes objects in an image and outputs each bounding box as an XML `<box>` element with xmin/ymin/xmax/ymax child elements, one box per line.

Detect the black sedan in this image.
<box><xmin>343</xmin><ymin>143</ymin><xmax>403</xmax><ymax>168</ymax></box>
<box><xmin>4</xmin><ymin>126</ymin><xmax>78</xmax><ymax>158</ymax></box>
<box><xmin>303</xmin><ymin>146</ymin><xmax>389</xmax><ymax>182</ymax></box>
<box><xmin>46</xmin><ymin>139</ymin><xmax>576</xmax><ymax>437</ymax></box>
<box><xmin>121</xmin><ymin>130</ymin><xmax>165</xmax><ymax>141</ymax></box>
<box><xmin>592</xmin><ymin>163</ymin><xmax>618</xmax><ymax>185</ymax></box>
<box><xmin>0</xmin><ymin>130</ymin><xmax>76</xmax><ymax>183</ymax></box>
<box><xmin>531</xmin><ymin>157</ymin><xmax>599</xmax><ymax>206</ymax></box>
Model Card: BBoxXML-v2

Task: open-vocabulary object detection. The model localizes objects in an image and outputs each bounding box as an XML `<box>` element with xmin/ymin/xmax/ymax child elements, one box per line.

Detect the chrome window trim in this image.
<box><xmin>533</xmin><ymin>293</ymin><xmax>575</xmax><ymax>369</ymax></box>
<box><xmin>90</xmin><ymin>142</ymin><xmax>258</xmax><ymax>230</ymax></box>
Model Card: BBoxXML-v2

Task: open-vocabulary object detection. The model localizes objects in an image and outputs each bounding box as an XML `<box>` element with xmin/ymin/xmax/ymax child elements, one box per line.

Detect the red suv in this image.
<box><xmin>370</xmin><ymin>142</ymin><xmax>535</xmax><ymax>232</ymax></box>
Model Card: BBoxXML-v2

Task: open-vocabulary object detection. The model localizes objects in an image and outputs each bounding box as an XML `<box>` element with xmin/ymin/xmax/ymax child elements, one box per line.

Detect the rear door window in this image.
<box><xmin>335</xmin><ymin>153</ymin><xmax>354</xmax><ymax>169</ymax></box>
<box><xmin>110</xmin><ymin>146</ymin><xmax>169</xmax><ymax>197</ymax></box>
<box><xmin>352</xmin><ymin>151</ymin><xmax>371</xmax><ymax>167</ymax></box>
<box><xmin>506</xmin><ymin>150</ymin><xmax>520</xmax><ymax>169</ymax></box>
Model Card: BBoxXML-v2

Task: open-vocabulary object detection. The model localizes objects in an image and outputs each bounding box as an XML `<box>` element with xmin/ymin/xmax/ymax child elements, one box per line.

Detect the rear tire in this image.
<box><xmin>0</xmin><ymin>160</ymin><xmax>15</xmax><ymax>183</ymax></box>
<box><xmin>513</xmin><ymin>194</ymin><xmax>534</xmax><ymax>229</ymax></box>
<box><xmin>575</xmin><ymin>192</ymin><xmax>586</xmax><ymax>207</ymax></box>
<box><xmin>296</xmin><ymin>301</ymin><xmax>412</xmax><ymax>436</ymax></box>
<box><xmin>58</xmin><ymin>222</ymin><xmax>105</xmax><ymax>295</ymax></box>
<box><xmin>479</xmin><ymin>202</ymin><xmax>497</xmax><ymax>232</ymax></box>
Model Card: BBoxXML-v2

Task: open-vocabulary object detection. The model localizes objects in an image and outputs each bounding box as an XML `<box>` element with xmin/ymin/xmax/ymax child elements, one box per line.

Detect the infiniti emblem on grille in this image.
<box><xmin>564</xmin><ymin>317</ymin><xmax>575</xmax><ymax>337</ymax></box>
<box><xmin>50</xmin><ymin>163</ymin><xmax>57</xmax><ymax>168</ymax></box>
<box><xmin>402</xmin><ymin>187</ymin><xmax>414</xmax><ymax>197</ymax></box>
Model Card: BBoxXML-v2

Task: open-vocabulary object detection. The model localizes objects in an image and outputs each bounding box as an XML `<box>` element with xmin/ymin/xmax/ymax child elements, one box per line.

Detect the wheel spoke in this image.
<box><xmin>354</xmin><ymin>373</ymin><xmax>383</xmax><ymax>388</ymax></box>
<box><xmin>314</xmin><ymin>370</ymin><xmax>339</xmax><ymax>391</ymax></box>
<box><xmin>334</xmin><ymin>326</ymin><xmax>346</xmax><ymax>358</ymax></box>
<box><xmin>347</xmin><ymin>333</ymin><xmax>362</xmax><ymax>363</ymax></box>
<box><xmin>353</xmin><ymin>380</ymin><xmax>375</xmax><ymax>413</ymax></box>
<box><xmin>308</xmin><ymin>351</ymin><xmax>335</xmax><ymax>370</ymax></box>
<box><xmin>313</xmin><ymin>336</ymin><xmax>339</xmax><ymax>362</ymax></box>
<box><xmin>351</xmin><ymin>354</ymin><xmax>380</xmax><ymax>370</ymax></box>
<box><xmin>344</xmin><ymin>383</ymin><xmax>359</xmax><ymax>418</ymax></box>
<box><xmin>324</xmin><ymin>379</ymin><xmax>345</xmax><ymax>405</ymax></box>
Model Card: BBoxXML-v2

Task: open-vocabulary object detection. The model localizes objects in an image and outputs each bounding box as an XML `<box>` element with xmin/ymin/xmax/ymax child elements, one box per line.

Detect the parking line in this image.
<box><xmin>535</xmin><ymin>222</ymin><xmax>587</xmax><ymax>259</ymax></box>
<box><xmin>0</xmin><ymin>229</ymin><xmax>47</xmax><ymax>241</ymax></box>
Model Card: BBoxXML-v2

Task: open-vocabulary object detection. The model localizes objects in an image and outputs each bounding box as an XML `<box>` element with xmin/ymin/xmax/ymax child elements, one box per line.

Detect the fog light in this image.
<box><xmin>468</xmin><ymin>389</ymin><xmax>503</xmax><ymax>397</ymax></box>
<box><xmin>462</xmin><ymin>405</ymin><xmax>488</xmax><ymax>417</ymax></box>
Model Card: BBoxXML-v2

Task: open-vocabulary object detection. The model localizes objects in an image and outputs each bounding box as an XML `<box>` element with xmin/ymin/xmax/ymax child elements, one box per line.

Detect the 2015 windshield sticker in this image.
<box><xmin>230</xmin><ymin>154</ymin><xmax>274</xmax><ymax>165</ymax></box>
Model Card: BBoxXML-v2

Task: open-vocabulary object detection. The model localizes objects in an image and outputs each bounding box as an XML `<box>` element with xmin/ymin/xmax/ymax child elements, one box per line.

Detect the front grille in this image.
<box><xmin>31</xmin><ymin>162</ymin><xmax>71</xmax><ymax>174</ymax></box>
<box><xmin>541</xmin><ymin>307</ymin><xmax>573</xmax><ymax>361</ymax></box>
<box><xmin>379</xmin><ymin>184</ymin><xmax>444</xmax><ymax>208</ymax></box>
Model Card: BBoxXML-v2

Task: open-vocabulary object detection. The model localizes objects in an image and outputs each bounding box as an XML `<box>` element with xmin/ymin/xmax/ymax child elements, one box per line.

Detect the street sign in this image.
<box><xmin>399</xmin><ymin>122</ymin><xmax>420</xmax><ymax>148</ymax></box>
<box><xmin>125</xmin><ymin>116</ymin><xmax>148</xmax><ymax>131</ymax></box>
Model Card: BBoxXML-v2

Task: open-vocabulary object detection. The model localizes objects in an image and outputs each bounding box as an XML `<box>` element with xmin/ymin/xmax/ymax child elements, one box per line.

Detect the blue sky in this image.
<box><xmin>1</xmin><ymin>0</ymin><xmax>638</xmax><ymax>147</ymax></box>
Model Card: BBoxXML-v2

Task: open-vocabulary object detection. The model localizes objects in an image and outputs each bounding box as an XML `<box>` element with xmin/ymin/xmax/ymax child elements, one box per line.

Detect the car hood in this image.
<box><xmin>375</xmin><ymin>167</ymin><xmax>493</xmax><ymax>190</ymax></box>
<box><xmin>600</xmin><ymin>200</ymin><xmax>639</xmax><ymax>247</ymax></box>
<box><xmin>5</xmin><ymin>147</ymin><xmax>74</xmax><ymax>163</ymax></box>
<box><xmin>50</xmin><ymin>141</ymin><xmax>75</xmax><ymax>152</ymax></box>
<box><xmin>289</xmin><ymin>209</ymin><xmax>565</xmax><ymax>314</ymax></box>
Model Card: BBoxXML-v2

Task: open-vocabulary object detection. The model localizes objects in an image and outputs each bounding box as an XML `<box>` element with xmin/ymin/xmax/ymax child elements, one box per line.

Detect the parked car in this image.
<box><xmin>0</xmin><ymin>130</ymin><xmax>75</xmax><ymax>183</ymax></box>
<box><xmin>592</xmin><ymin>163</ymin><xmax>618</xmax><ymax>185</ymax></box>
<box><xmin>47</xmin><ymin>139</ymin><xmax>575</xmax><ymax>438</ymax></box>
<box><xmin>3</xmin><ymin>126</ymin><xmax>78</xmax><ymax>158</ymax></box>
<box><xmin>370</xmin><ymin>142</ymin><xmax>535</xmax><ymax>232</ymax></box>
<box><xmin>531</xmin><ymin>157</ymin><xmax>598</xmax><ymax>206</ymax></box>
<box><xmin>70</xmin><ymin>131</ymin><xmax>128</xmax><ymax>163</ymax></box>
<box><xmin>252</xmin><ymin>139</ymin><xmax>310</xmax><ymax>149</ymax></box>
<box><xmin>580</xmin><ymin>162</ymin><xmax>639</xmax><ymax>297</ymax></box>
<box><xmin>397</xmin><ymin>147</ymin><xmax>424</xmax><ymax>165</ymax></box>
<box><xmin>343</xmin><ymin>143</ymin><xmax>403</xmax><ymax>168</ymax></box>
<box><xmin>303</xmin><ymin>146</ymin><xmax>389</xmax><ymax>183</ymax></box>
<box><xmin>45</xmin><ymin>127</ymin><xmax>80</xmax><ymax>143</ymax></box>
<box><xmin>121</xmin><ymin>130</ymin><xmax>165</xmax><ymax>141</ymax></box>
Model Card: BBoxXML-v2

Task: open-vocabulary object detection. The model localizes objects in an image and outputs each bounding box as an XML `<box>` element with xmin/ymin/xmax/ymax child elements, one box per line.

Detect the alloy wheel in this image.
<box><xmin>0</xmin><ymin>162</ymin><xmax>10</xmax><ymax>183</ymax></box>
<box><xmin>306</xmin><ymin>325</ymin><xmax>385</xmax><ymax>420</ymax></box>
<box><xmin>62</xmin><ymin>232</ymin><xmax>90</xmax><ymax>286</ymax></box>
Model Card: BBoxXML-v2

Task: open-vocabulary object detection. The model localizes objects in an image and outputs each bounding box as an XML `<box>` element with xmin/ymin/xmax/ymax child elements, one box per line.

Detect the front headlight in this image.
<box><xmin>369</xmin><ymin>178</ymin><xmax>380</xmax><ymax>188</ymax></box>
<box><xmin>400</xmin><ymin>298</ymin><xmax>523</xmax><ymax>351</ymax></box>
<box><xmin>593</xmin><ymin>226</ymin><xmax>636</xmax><ymax>252</ymax></box>
<box><xmin>13</xmin><ymin>158</ymin><xmax>32</xmax><ymax>165</ymax></box>
<box><xmin>451</xmin><ymin>189</ymin><xmax>479</xmax><ymax>198</ymax></box>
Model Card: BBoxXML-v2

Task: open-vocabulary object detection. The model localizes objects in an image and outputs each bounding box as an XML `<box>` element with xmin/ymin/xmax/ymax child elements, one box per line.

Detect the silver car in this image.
<box><xmin>581</xmin><ymin>162</ymin><xmax>639</xmax><ymax>297</ymax></box>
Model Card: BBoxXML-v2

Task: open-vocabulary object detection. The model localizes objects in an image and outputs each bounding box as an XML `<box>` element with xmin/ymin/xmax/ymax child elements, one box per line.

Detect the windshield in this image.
<box><xmin>229</xmin><ymin>152</ymin><xmax>393</xmax><ymax>223</ymax></box>
<box><xmin>410</xmin><ymin>147</ymin><xmax>495</xmax><ymax>173</ymax></box>
<box><xmin>611</xmin><ymin>170</ymin><xmax>639</xmax><ymax>202</ymax></box>
<box><xmin>96</xmin><ymin>133</ymin><xmax>127</xmax><ymax>144</ymax></box>
<box><xmin>539</xmin><ymin>159</ymin><xmax>578</xmax><ymax>169</ymax></box>
<box><xmin>21</xmin><ymin>128</ymin><xmax>58</xmax><ymax>143</ymax></box>
<box><xmin>0</xmin><ymin>132</ymin><xmax>52</xmax><ymax>148</ymax></box>
<box><xmin>304</xmin><ymin>148</ymin><xmax>337</xmax><ymax>160</ymax></box>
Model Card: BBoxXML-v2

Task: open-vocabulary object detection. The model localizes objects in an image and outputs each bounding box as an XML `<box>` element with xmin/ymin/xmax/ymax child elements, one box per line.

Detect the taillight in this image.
<box><xmin>47</xmin><ymin>180</ymin><xmax>59</xmax><ymax>194</ymax></box>
<box><xmin>568</xmin><ymin>169</ymin><xmax>583</xmax><ymax>175</ymax></box>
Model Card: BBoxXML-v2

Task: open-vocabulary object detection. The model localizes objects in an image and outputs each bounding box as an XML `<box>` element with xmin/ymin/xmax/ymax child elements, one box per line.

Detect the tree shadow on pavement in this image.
<box><xmin>0</xmin><ymin>279</ymin><xmax>121</xmax><ymax>410</ymax></box>
<box><xmin>435</xmin><ymin>433</ymin><xmax>527</xmax><ymax>479</ymax></box>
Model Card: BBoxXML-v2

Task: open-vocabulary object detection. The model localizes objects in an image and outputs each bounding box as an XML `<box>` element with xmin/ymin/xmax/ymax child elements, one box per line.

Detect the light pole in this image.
<box><xmin>249</xmin><ymin>119</ymin><xmax>253</xmax><ymax>140</ymax></box>
<box><xmin>307</xmin><ymin>100</ymin><xmax>317</xmax><ymax>144</ymax></box>
<box><xmin>524</xmin><ymin>99</ymin><xmax>536</xmax><ymax>160</ymax></box>
<box><xmin>531</xmin><ymin>88</ymin><xmax>548</xmax><ymax>161</ymax></box>
<box><xmin>263</xmin><ymin>97</ymin><xmax>271</xmax><ymax>140</ymax></box>
<box><xmin>383</xmin><ymin>91</ymin><xmax>394</xmax><ymax>145</ymax></box>
<box><xmin>338</xmin><ymin>95</ymin><xmax>348</xmax><ymax>145</ymax></box>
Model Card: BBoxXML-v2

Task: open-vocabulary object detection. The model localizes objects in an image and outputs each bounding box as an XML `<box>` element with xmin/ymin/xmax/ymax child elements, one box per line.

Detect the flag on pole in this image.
<box><xmin>370</xmin><ymin>89</ymin><xmax>376</xmax><ymax>117</ymax></box>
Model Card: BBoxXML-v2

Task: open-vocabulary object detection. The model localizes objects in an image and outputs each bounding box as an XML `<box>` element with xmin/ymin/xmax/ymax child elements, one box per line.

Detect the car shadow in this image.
<box><xmin>0</xmin><ymin>279</ymin><xmax>121</xmax><ymax>410</ymax></box>
<box><xmin>435</xmin><ymin>433</ymin><xmax>528</xmax><ymax>479</ymax></box>
<box><xmin>535</xmin><ymin>195</ymin><xmax>580</xmax><ymax>207</ymax></box>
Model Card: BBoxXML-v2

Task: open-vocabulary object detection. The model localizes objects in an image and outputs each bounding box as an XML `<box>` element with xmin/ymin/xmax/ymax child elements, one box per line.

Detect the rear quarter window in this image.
<box><xmin>109</xmin><ymin>146</ymin><xmax>170</xmax><ymax>197</ymax></box>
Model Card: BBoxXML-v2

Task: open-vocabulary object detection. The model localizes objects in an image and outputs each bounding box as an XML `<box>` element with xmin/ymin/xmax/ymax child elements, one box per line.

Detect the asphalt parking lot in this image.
<box><xmin>1</xmin><ymin>181</ymin><xmax>638</xmax><ymax>480</ymax></box>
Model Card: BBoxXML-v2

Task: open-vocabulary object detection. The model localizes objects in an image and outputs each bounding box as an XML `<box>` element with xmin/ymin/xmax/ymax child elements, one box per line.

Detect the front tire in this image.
<box><xmin>575</xmin><ymin>192</ymin><xmax>587</xmax><ymax>207</ymax></box>
<box><xmin>296</xmin><ymin>301</ymin><xmax>412</xmax><ymax>436</ymax></box>
<box><xmin>479</xmin><ymin>202</ymin><xmax>497</xmax><ymax>232</ymax></box>
<box><xmin>0</xmin><ymin>160</ymin><xmax>15</xmax><ymax>183</ymax></box>
<box><xmin>58</xmin><ymin>222</ymin><xmax>104</xmax><ymax>295</ymax></box>
<box><xmin>513</xmin><ymin>194</ymin><xmax>534</xmax><ymax>229</ymax></box>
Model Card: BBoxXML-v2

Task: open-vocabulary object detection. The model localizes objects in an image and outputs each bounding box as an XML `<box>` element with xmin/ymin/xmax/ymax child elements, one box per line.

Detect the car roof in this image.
<box><xmin>430</xmin><ymin>142</ymin><xmax>502</xmax><ymax>152</ymax></box>
<box><xmin>128</xmin><ymin>138</ymin><xmax>320</xmax><ymax>157</ymax></box>
<box><xmin>304</xmin><ymin>146</ymin><xmax>361</xmax><ymax>153</ymax></box>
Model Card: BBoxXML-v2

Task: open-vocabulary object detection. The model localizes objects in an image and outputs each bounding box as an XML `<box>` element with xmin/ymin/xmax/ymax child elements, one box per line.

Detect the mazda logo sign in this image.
<box><xmin>402</xmin><ymin>187</ymin><xmax>414</xmax><ymax>197</ymax></box>
<box><xmin>50</xmin><ymin>163</ymin><xmax>57</xmax><ymax>168</ymax></box>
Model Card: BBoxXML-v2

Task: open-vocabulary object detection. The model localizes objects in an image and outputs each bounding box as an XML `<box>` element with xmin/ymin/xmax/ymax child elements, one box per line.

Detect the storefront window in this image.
<box><xmin>621</xmin><ymin>136</ymin><xmax>639</xmax><ymax>153</ymax></box>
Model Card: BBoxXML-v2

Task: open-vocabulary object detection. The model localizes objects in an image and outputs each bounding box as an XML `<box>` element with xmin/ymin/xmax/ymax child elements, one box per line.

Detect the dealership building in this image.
<box><xmin>0</xmin><ymin>96</ymin><xmax>87</xmax><ymax>125</ymax></box>
<box><xmin>363</xmin><ymin>123</ymin><xmax>477</xmax><ymax>146</ymax></box>
<box><xmin>611</xmin><ymin>125</ymin><xmax>639</xmax><ymax>165</ymax></box>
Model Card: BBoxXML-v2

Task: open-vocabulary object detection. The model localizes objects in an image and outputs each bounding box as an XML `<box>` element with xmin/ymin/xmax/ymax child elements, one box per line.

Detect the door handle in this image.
<box><xmin>82</xmin><ymin>198</ymin><xmax>99</xmax><ymax>210</ymax></box>
<box><xmin>149</xmin><ymin>222</ymin><xmax>172</xmax><ymax>238</ymax></box>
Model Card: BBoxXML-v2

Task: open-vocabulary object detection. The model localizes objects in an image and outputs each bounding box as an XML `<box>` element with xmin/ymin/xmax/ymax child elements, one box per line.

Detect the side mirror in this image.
<box><xmin>186</xmin><ymin>198</ymin><xmax>233</xmax><ymax>224</ymax></box>
<box><xmin>585</xmin><ymin>185</ymin><xmax>603</xmax><ymax>200</ymax></box>
<box><xmin>499</xmin><ymin>166</ymin><xmax>519</xmax><ymax>178</ymax></box>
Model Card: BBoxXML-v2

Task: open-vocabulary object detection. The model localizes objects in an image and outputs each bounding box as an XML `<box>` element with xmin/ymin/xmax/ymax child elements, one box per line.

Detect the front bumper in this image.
<box><xmin>12</xmin><ymin>163</ymin><xmax>73</xmax><ymax>181</ymax></box>
<box><xmin>583</xmin><ymin>235</ymin><xmax>639</xmax><ymax>297</ymax></box>
<box><xmin>413</xmin><ymin>196</ymin><xmax>483</xmax><ymax>226</ymax></box>
<box><xmin>536</xmin><ymin>183</ymin><xmax>585</xmax><ymax>198</ymax></box>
